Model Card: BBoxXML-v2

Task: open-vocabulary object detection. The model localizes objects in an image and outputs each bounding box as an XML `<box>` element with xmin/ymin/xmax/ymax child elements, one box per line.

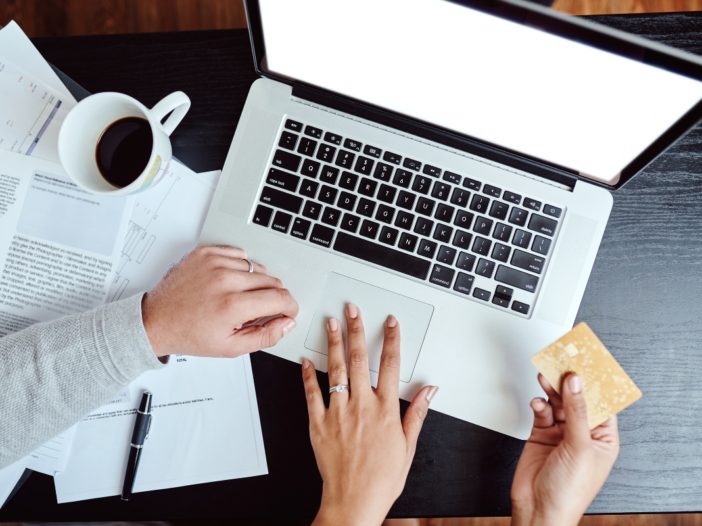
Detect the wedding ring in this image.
<box><xmin>329</xmin><ymin>384</ymin><xmax>350</xmax><ymax>394</ymax></box>
<box><xmin>243</xmin><ymin>258</ymin><xmax>254</xmax><ymax>273</ymax></box>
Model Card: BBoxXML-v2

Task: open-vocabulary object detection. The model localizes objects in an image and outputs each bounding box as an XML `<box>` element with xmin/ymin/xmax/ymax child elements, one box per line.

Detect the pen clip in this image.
<box><xmin>145</xmin><ymin>414</ymin><xmax>152</xmax><ymax>440</ymax></box>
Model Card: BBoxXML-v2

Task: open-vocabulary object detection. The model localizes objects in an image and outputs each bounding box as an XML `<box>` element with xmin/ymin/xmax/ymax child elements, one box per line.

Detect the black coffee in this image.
<box><xmin>96</xmin><ymin>117</ymin><xmax>153</xmax><ymax>188</ymax></box>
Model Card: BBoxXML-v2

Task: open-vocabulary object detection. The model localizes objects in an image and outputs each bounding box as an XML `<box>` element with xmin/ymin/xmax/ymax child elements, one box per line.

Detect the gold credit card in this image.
<box><xmin>531</xmin><ymin>322</ymin><xmax>642</xmax><ymax>429</ymax></box>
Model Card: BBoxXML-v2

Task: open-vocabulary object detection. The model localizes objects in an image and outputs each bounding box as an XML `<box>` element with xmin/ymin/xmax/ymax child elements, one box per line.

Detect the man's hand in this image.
<box><xmin>511</xmin><ymin>373</ymin><xmax>620</xmax><ymax>526</ymax></box>
<box><xmin>142</xmin><ymin>245</ymin><xmax>298</xmax><ymax>358</ymax></box>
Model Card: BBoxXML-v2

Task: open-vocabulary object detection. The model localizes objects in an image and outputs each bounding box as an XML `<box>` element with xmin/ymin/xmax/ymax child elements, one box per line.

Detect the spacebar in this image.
<box><xmin>333</xmin><ymin>232</ymin><xmax>431</xmax><ymax>280</ymax></box>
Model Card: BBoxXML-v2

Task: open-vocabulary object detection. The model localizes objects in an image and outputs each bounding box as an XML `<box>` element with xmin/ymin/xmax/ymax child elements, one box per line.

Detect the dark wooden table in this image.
<box><xmin>2</xmin><ymin>11</ymin><xmax>702</xmax><ymax>520</ymax></box>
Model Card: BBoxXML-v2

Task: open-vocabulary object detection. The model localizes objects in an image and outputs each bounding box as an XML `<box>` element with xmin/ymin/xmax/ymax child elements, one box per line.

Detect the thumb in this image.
<box><xmin>402</xmin><ymin>385</ymin><xmax>439</xmax><ymax>451</ymax></box>
<box><xmin>230</xmin><ymin>316</ymin><xmax>297</xmax><ymax>355</ymax></box>
<box><xmin>562</xmin><ymin>374</ymin><xmax>592</xmax><ymax>450</ymax></box>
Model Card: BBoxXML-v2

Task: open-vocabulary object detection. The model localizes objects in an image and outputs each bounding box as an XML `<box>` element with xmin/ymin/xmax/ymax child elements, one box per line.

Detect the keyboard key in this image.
<box><xmin>397</xmin><ymin>191</ymin><xmax>416</xmax><ymax>210</ymax></box>
<box><xmin>285</xmin><ymin>119</ymin><xmax>303</xmax><ymax>132</ymax></box>
<box><xmin>302</xmin><ymin>201</ymin><xmax>322</xmax><ymax>220</ymax></box>
<box><xmin>504</xmin><ymin>191</ymin><xmax>521</xmax><ymax>205</ymax></box>
<box><xmin>358</xmin><ymin>177</ymin><xmax>377</xmax><ymax>197</ymax></box>
<box><xmin>321</xmin><ymin>206</ymin><xmax>342</xmax><ymax>227</ymax></box>
<box><xmin>310</xmin><ymin>224</ymin><xmax>334</xmax><ymax>247</ymax></box>
<box><xmin>473</xmin><ymin>288</ymin><xmax>490</xmax><ymax>301</ymax></box>
<box><xmin>305</xmin><ymin>125</ymin><xmax>322</xmax><ymax>139</ymax></box>
<box><xmin>492</xmin><ymin>223</ymin><xmax>512</xmax><ymax>242</ymax></box>
<box><xmin>360</xmin><ymin>219</ymin><xmax>380</xmax><ymax>239</ymax></box>
<box><xmin>431</xmin><ymin>181</ymin><xmax>451</xmax><ymax>201</ymax></box>
<box><xmin>491</xmin><ymin>243</ymin><xmax>511</xmax><ymax>263</ymax></box>
<box><xmin>456</xmin><ymin>252</ymin><xmax>476</xmax><ymax>271</ymax></box>
<box><xmin>524</xmin><ymin>198</ymin><xmax>541</xmax><ymax>211</ymax></box>
<box><xmin>433</xmin><ymin>224</ymin><xmax>453</xmax><ymax>243</ymax></box>
<box><xmin>324</xmin><ymin>131</ymin><xmax>342</xmax><ymax>145</ymax></box>
<box><xmin>357</xmin><ymin>198</ymin><xmax>376</xmax><ymax>217</ymax></box>
<box><xmin>430</xmin><ymin>264</ymin><xmax>455</xmax><ymax>288</ymax></box>
<box><xmin>452</xmin><ymin>229</ymin><xmax>472</xmax><ymax>250</ymax></box>
<box><xmin>299</xmin><ymin>180</ymin><xmax>319</xmax><ymax>198</ymax></box>
<box><xmin>472</xmin><ymin>236</ymin><xmax>491</xmax><ymax>256</ymax></box>
<box><xmin>374</xmin><ymin>162</ymin><xmax>394</xmax><ymax>182</ymax></box>
<box><xmin>379</xmin><ymin>226</ymin><xmax>399</xmax><ymax>245</ymax></box>
<box><xmin>463</xmin><ymin>177</ymin><xmax>481</xmax><ymax>191</ymax></box>
<box><xmin>435</xmin><ymin>203</ymin><xmax>455</xmax><ymax>223</ymax></box>
<box><xmin>414</xmin><ymin>217</ymin><xmax>434</xmax><ymax>237</ymax></box>
<box><xmin>511</xmin><ymin>301</ymin><xmax>530</xmax><ymax>315</ymax></box>
<box><xmin>437</xmin><ymin>245</ymin><xmax>457</xmax><ymax>265</ymax></box>
<box><xmin>392</xmin><ymin>169</ymin><xmax>413</xmax><ymax>188</ymax></box>
<box><xmin>450</xmin><ymin>188</ymin><xmax>470</xmax><ymax>208</ymax></box>
<box><xmin>528</xmin><ymin>214</ymin><xmax>558</xmax><ymax>237</ymax></box>
<box><xmin>272</xmin><ymin>211</ymin><xmax>292</xmax><ymax>233</ymax></box>
<box><xmin>403</xmin><ymin>158</ymin><xmax>421</xmax><ymax>171</ymax></box>
<box><xmin>398</xmin><ymin>232</ymin><xmax>418</xmax><ymax>252</ymax></box>
<box><xmin>301</xmin><ymin>158</ymin><xmax>321</xmax><ymax>178</ymax></box>
<box><xmin>508</xmin><ymin>207</ymin><xmax>528</xmax><ymax>227</ymax></box>
<box><xmin>298</xmin><ymin>137</ymin><xmax>317</xmax><ymax>156</ymax></box>
<box><xmin>338</xmin><ymin>191</ymin><xmax>357</xmax><ymax>211</ymax></box>
<box><xmin>335</xmin><ymin>150</ymin><xmax>356</xmax><ymax>169</ymax></box>
<box><xmin>483</xmin><ymin>184</ymin><xmax>502</xmax><ymax>198</ymax></box>
<box><xmin>376</xmin><ymin>204</ymin><xmax>395</xmax><ymax>224</ymax></box>
<box><xmin>378</xmin><ymin>184</ymin><xmax>397</xmax><ymax>203</ymax></box>
<box><xmin>260</xmin><ymin>186</ymin><xmax>303</xmax><ymax>214</ymax></box>
<box><xmin>253</xmin><ymin>204</ymin><xmax>273</xmax><ymax>227</ymax></box>
<box><xmin>344</xmin><ymin>138</ymin><xmax>362</xmax><ymax>151</ymax></box>
<box><xmin>291</xmin><ymin>217</ymin><xmax>311</xmax><ymax>239</ymax></box>
<box><xmin>319</xmin><ymin>165</ymin><xmax>340</xmax><ymax>185</ymax></box>
<box><xmin>279</xmin><ymin>131</ymin><xmax>298</xmax><ymax>150</ymax></box>
<box><xmin>418</xmin><ymin>239</ymin><xmax>438</xmax><ymax>259</ymax></box>
<box><xmin>492</xmin><ymin>295</ymin><xmax>509</xmax><ymax>308</ymax></box>
<box><xmin>364</xmin><ymin>145</ymin><xmax>382</xmax><ymax>158</ymax></box>
<box><xmin>453</xmin><ymin>272</ymin><xmax>475</xmax><ymax>295</ymax></box>
<box><xmin>454</xmin><ymin>210</ymin><xmax>474</xmax><ymax>229</ymax></box>
<box><xmin>532</xmin><ymin>235</ymin><xmax>552</xmax><ymax>255</ymax></box>
<box><xmin>444</xmin><ymin>171</ymin><xmax>462</xmax><ymax>185</ymax></box>
<box><xmin>383</xmin><ymin>151</ymin><xmax>402</xmax><ymax>164</ymax></box>
<box><xmin>354</xmin><ymin>156</ymin><xmax>374</xmax><ymax>175</ymax></box>
<box><xmin>272</xmin><ymin>149</ymin><xmax>302</xmax><ymax>172</ymax></box>
<box><xmin>412</xmin><ymin>176</ymin><xmax>432</xmax><ymax>195</ymax></box>
<box><xmin>512</xmin><ymin>229</ymin><xmax>532</xmax><ymax>249</ymax></box>
<box><xmin>416</xmin><ymin>197</ymin><xmax>436</xmax><ymax>216</ymax></box>
<box><xmin>319</xmin><ymin>185</ymin><xmax>338</xmax><ymax>204</ymax></box>
<box><xmin>423</xmin><ymin>165</ymin><xmax>441</xmax><ymax>177</ymax></box>
<box><xmin>473</xmin><ymin>216</ymin><xmax>493</xmax><ymax>235</ymax></box>
<box><xmin>476</xmin><ymin>258</ymin><xmax>496</xmax><ymax>278</ymax></box>
<box><xmin>339</xmin><ymin>171</ymin><xmax>359</xmax><ymax>191</ymax></box>
<box><xmin>395</xmin><ymin>211</ymin><xmax>415</xmax><ymax>230</ymax></box>
<box><xmin>334</xmin><ymin>232</ymin><xmax>431</xmax><ymax>280</ymax></box>
<box><xmin>511</xmin><ymin>250</ymin><xmax>545</xmax><ymax>274</ymax></box>
<box><xmin>543</xmin><ymin>204</ymin><xmax>562</xmax><ymax>218</ymax></box>
<box><xmin>316</xmin><ymin>144</ymin><xmax>336</xmax><ymax>162</ymax></box>
<box><xmin>489</xmin><ymin>201</ymin><xmax>509</xmax><ymax>220</ymax></box>
<box><xmin>495</xmin><ymin>265</ymin><xmax>539</xmax><ymax>292</ymax></box>
<box><xmin>470</xmin><ymin>194</ymin><xmax>490</xmax><ymax>213</ymax></box>
<box><xmin>266</xmin><ymin>168</ymin><xmax>300</xmax><ymax>192</ymax></box>
<box><xmin>495</xmin><ymin>285</ymin><xmax>513</xmax><ymax>301</ymax></box>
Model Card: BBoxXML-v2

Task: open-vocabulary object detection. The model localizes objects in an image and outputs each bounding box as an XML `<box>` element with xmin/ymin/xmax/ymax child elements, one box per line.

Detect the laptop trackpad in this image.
<box><xmin>305</xmin><ymin>273</ymin><xmax>434</xmax><ymax>384</ymax></box>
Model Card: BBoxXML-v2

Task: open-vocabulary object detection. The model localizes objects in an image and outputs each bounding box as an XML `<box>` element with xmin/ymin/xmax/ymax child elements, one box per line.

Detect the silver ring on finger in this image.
<box><xmin>329</xmin><ymin>384</ymin><xmax>350</xmax><ymax>394</ymax></box>
<box><xmin>242</xmin><ymin>258</ymin><xmax>254</xmax><ymax>273</ymax></box>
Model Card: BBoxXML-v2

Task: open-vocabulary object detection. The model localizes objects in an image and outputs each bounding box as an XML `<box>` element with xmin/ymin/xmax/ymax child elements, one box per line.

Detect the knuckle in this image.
<box><xmin>258</xmin><ymin>329</ymin><xmax>277</xmax><ymax>349</ymax></box>
<box><xmin>348</xmin><ymin>350</ymin><xmax>367</xmax><ymax>367</ymax></box>
<box><xmin>328</xmin><ymin>363</ymin><xmax>347</xmax><ymax>379</ymax></box>
<box><xmin>413</xmin><ymin>405</ymin><xmax>427</xmax><ymax>422</ymax></box>
<box><xmin>257</xmin><ymin>264</ymin><xmax>269</xmax><ymax>275</ymax></box>
<box><xmin>384</xmin><ymin>330</ymin><xmax>400</xmax><ymax>343</ymax></box>
<box><xmin>381</xmin><ymin>352</ymin><xmax>401</xmax><ymax>370</ymax></box>
<box><xmin>276</xmin><ymin>288</ymin><xmax>292</xmax><ymax>304</ymax></box>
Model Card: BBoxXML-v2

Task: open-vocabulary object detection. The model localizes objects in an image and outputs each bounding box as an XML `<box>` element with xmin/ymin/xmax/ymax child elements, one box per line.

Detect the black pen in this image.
<box><xmin>121</xmin><ymin>391</ymin><xmax>153</xmax><ymax>501</ymax></box>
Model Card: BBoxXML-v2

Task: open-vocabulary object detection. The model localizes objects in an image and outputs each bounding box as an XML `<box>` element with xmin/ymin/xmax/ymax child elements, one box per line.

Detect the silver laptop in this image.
<box><xmin>199</xmin><ymin>0</ymin><xmax>702</xmax><ymax>439</ymax></box>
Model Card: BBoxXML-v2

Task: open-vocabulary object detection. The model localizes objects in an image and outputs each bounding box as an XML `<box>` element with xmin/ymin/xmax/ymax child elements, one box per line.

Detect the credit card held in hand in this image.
<box><xmin>531</xmin><ymin>322</ymin><xmax>642</xmax><ymax>429</ymax></box>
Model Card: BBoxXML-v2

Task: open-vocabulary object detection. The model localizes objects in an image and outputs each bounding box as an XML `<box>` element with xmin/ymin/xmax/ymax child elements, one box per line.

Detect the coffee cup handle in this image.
<box><xmin>149</xmin><ymin>91</ymin><xmax>191</xmax><ymax>136</ymax></box>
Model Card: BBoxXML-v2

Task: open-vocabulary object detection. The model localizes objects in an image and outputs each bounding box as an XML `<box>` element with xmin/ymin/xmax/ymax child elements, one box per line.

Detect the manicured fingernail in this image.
<box><xmin>426</xmin><ymin>386</ymin><xmax>439</xmax><ymax>403</ymax></box>
<box><xmin>386</xmin><ymin>315</ymin><xmax>397</xmax><ymax>328</ymax></box>
<box><xmin>347</xmin><ymin>304</ymin><xmax>358</xmax><ymax>319</ymax></box>
<box><xmin>327</xmin><ymin>318</ymin><xmax>339</xmax><ymax>332</ymax></box>
<box><xmin>569</xmin><ymin>374</ymin><xmax>583</xmax><ymax>394</ymax></box>
<box><xmin>282</xmin><ymin>319</ymin><xmax>296</xmax><ymax>336</ymax></box>
<box><xmin>302</xmin><ymin>358</ymin><xmax>311</xmax><ymax>369</ymax></box>
<box><xmin>532</xmin><ymin>397</ymin><xmax>546</xmax><ymax>410</ymax></box>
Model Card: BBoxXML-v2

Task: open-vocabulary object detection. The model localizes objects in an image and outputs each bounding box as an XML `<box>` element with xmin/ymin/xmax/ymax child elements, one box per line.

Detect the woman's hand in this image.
<box><xmin>301</xmin><ymin>305</ymin><xmax>439</xmax><ymax>526</ymax></box>
<box><xmin>142</xmin><ymin>245</ymin><xmax>298</xmax><ymax>358</ymax></box>
<box><xmin>511</xmin><ymin>373</ymin><xmax>620</xmax><ymax>526</ymax></box>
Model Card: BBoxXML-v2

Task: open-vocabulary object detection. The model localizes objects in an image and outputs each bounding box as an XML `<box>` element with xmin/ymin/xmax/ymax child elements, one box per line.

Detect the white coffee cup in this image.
<box><xmin>58</xmin><ymin>91</ymin><xmax>191</xmax><ymax>196</ymax></box>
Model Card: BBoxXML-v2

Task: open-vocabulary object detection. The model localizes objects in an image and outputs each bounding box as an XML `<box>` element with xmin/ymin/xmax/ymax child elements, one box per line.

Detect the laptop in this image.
<box><xmin>199</xmin><ymin>0</ymin><xmax>702</xmax><ymax>439</ymax></box>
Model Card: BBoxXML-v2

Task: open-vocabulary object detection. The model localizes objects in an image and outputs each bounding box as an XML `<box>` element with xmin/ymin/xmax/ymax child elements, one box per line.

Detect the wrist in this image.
<box><xmin>511</xmin><ymin>502</ymin><xmax>580</xmax><ymax>526</ymax></box>
<box><xmin>141</xmin><ymin>293</ymin><xmax>169</xmax><ymax>358</ymax></box>
<box><xmin>313</xmin><ymin>488</ymin><xmax>388</xmax><ymax>526</ymax></box>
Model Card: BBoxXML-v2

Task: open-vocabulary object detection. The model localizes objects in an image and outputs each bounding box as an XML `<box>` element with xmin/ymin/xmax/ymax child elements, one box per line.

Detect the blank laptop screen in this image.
<box><xmin>257</xmin><ymin>0</ymin><xmax>702</xmax><ymax>185</ymax></box>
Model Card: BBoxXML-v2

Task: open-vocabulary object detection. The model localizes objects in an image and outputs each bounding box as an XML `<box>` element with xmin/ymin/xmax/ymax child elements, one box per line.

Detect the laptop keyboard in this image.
<box><xmin>251</xmin><ymin>117</ymin><xmax>564</xmax><ymax>317</ymax></box>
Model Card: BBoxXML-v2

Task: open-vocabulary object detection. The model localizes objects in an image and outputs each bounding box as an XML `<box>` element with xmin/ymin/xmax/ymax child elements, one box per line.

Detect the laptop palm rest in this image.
<box><xmin>304</xmin><ymin>273</ymin><xmax>434</xmax><ymax>384</ymax></box>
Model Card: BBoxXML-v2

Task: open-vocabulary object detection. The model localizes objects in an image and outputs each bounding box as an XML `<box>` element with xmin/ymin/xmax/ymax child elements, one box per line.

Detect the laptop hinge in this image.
<box><xmin>292</xmin><ymin>83</ymin><xmax>579</xmax><ymax>190</ymax></box>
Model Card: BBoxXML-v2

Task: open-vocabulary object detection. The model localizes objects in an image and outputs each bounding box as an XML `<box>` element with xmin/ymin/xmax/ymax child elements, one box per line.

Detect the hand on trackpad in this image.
<box><xmin>304</xmin><ymin>273</ymin><xmax>434</xmax><ymax>383</ymax></box>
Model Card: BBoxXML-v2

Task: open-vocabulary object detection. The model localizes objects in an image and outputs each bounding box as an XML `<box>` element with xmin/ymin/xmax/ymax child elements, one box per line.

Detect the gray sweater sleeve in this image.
<box><xmin>0</xmin><ymin>293</ymin><xmax>166</xmax><ymax>468</ymax></box>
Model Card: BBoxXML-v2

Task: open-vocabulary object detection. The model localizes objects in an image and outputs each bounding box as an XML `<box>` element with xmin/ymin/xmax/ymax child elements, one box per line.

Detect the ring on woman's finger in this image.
<box><xmin>242</xmin><ymin>258</ymin><xmax>254</xmax><ymax>273</ymax></box>
<box><xmin>329</xmin><ymin>384</ymin><xmax>350</xmax><ymax>394</ymax></box>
